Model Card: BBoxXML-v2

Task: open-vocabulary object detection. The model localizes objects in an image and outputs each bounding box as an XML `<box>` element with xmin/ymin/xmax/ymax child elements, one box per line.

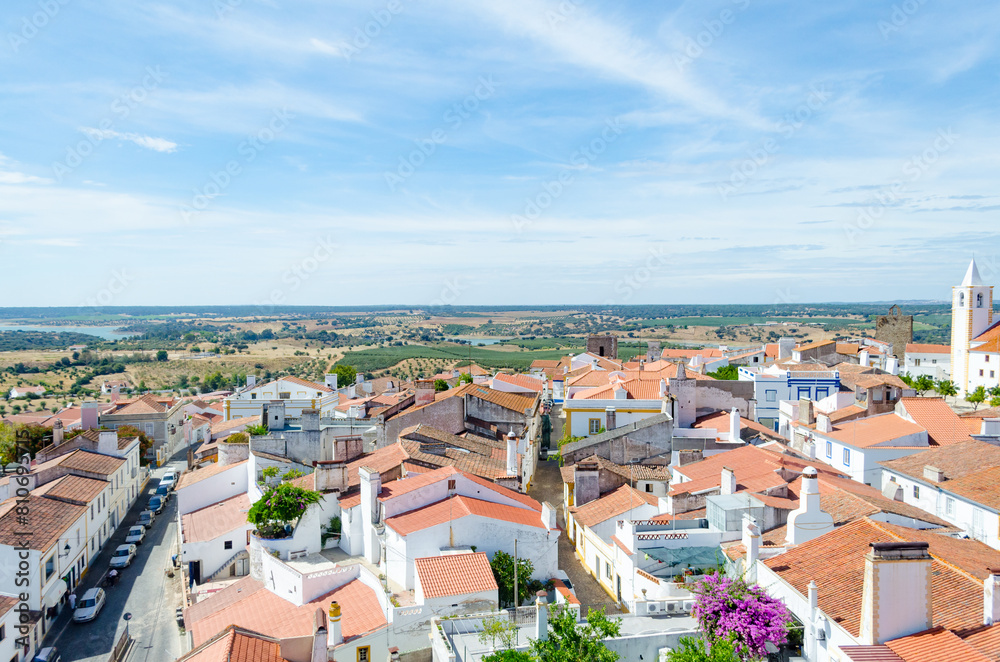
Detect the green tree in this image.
<box><xmin>530</xmin><ymin>606</ymin><xmax>621</xmax><ymax>662</ymax></box>
<box><xmin>331</xmin><ymin>364</ymin><xmax>356</xmax><ymax>389</ymax></box>
<box><xmin>478</xmin><ymin>613</ymin><xmax>520</xmax><ymax>652</ymax></box>
<box><xmin>898</xmin><ymin>373</ymin><xmax>914</xmax><ymax>387</ymax></box>
<box><xmin>967</xmin><ymin>385</ymin><xmax>987</xmax><ymax>411</ymax></box>
<box><xmin>706</xmin><ymin>365</ymin><xmax>739</xmax><ymax>380</ymax></box>
<box><xmin>458</xmin><ymin>372</ymin><xmax>474</xmax><ymax>384</ymax></box>
<box><xmin>433</xmin><ymin>379</ymin><xmax>449</xmax><ymax>392</ymax></box>
<box><xmin>247</xmin><ymin>483</ymin><xmax>322</xmax><ymax>538</ymax></box>
<box><xmin>935</xmin><ymin>380</ymin><xmax>958</xmax><ymax>397</ymax></box>
<box><xmin>991</xmin><ymin>395</ymin><xmax>1000</xmax><ymax>408</ymax></box>
<box><xmin>156</xmin><ymin>350</ymin><xmax>168</xmax><ymax>362</ymax></box>
<box><xmin>490</xmin><ymin>550</ymin><xmax>536</xmax><ymax>608</ymax></box>
<box><xmin>666</xmin><ymin>637</ymin><xmax>739</xmax><ymax>662</ymax></box>
<box><xmin>914</xmin><ymin>375</ymin><xmax>935</xmax><ymax>395</ymax></box>
<box><xmin>115</xmin><ymin>425</ymin><xmax>154</xmax><ymax>465</ymax></box>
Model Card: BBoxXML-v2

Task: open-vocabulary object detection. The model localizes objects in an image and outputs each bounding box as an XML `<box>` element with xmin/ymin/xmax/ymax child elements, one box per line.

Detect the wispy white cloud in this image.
<box><xmin>80</xmin><ymin>128</ymin><xmax>178</xmax><ymax>153</ymax></box>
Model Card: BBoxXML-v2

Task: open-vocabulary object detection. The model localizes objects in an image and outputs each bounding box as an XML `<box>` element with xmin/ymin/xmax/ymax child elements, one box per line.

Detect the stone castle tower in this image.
<box><xmin>951</xmin><ymin>259</ymin><xmax>993</xmax><ymax>395</ymax></box>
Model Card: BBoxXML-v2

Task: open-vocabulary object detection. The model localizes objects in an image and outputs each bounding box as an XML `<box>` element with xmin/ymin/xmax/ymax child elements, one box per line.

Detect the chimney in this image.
<box><xmin>327</xmin><ymin>602</ymin><xmax>343</xmax><ymax>647</ymax></box>
<box><xmin>923</xmin><ymin>465</ymin><xmax>945</xmax><ymax>483</ymax></box>
<box><xmin>110</xmin><ymin>387</ymin><xmax>120</xmax><ymax>403</ymax></box>
<box><xmin>785</xmin><ymin>467</ymin><xmax>834</xmax><ymax>545</ymax></box>
<box><xmin>658</xmin><ymin>378</ymin><xmax>667</xmax><ymax>398</ymax></box>
<box><xmin>359</xmin><ymin>466</ymin><xmax>381</xmax><ymax>563</ymax></box>
<box><xmin>310</xmin><ymin>608</ymin><xmax>328</xmax><ymax>662</ymax></box>
<box><xmin>325</xmin><ymin>374</ymin><xmax>337</xmax><ymax>390</ymax></box>
<box><xmin>301</xmin><ymin>408</ymin><xmax>320</xmax><ymax>432</ymax></box>
<box><xmin>605</xmin><ymin>407</ymin><xmax>616</xmax><ymax>432</ymax></box>
<box><xmin>535</xmin><ymin>592</ymin><xmax>548</xmax><ymax>641</ymax></box>
<box><xmin>721</xmin><ymin>467</ymin><xmax>736</xmax><ymax>495</ymax></box>
<box><xmin>729</xmin><ymin>408</ymin><xmax>740</xmax><ymax>442</ymax></box>
<box><xmin>347</xmin><ymin>384</ymin><xmax>356</xmax><ymax>399</ymax></box>
<box><xmin>799</xmin><ymin>398</ymin><xmax>815</xmax><ymax>426</ymax></box>
<box><xmin>362</xmin><ymin>381</ymin><xmax>373</xmax><ymax>394</ymax></box>
<box><xmin>886</xmin><ymin>357</ymin><xmax>900</xmax><ymax>375</ymax></box>
<box><xmin>573</xmin><ymin>461</ymin><xmax>600</xmax><ymax>507</ymax></box>
<box><xmin>985</xmin><ymin>569</ymin><xmax>1000</xmax><ymax>625</ymax></box>
<box><xmin>506</xmin><ymin>430</ymin><xmax>518</xmax><ymax>476</ymax></box>
<box><xmin>742</xmin><ymin>515</ymin><xmax>760</xmax><ymax>581</ymax></box>
<box><xmin>356</xmin><ymin>373</ymin><xmax>364</xmax><ymax>384</ymax></box>
<box><xmin>860</xmin><ymin>542</ymin><xmax>932</xmax><ymax>645</ymax></box>
<box><xmin>81</xmin><ymin>401</ymin><xmax>100</xmax><ymax>430</ymax></box>
<box><xmin>541</xmin><ymin>502</ymin><xmax>557</xmax><ymax>531</ymax></box>
<box><xmin>52</xmin><ymin>419</ymin><xmax>64</xmax><ymax>446</ymax></box>
<box><xmin>982</xmin><ymin>418</ymin><xmax>1000</xmax><ymax>437</ymax></box>
<box><xmin>98</xmin><ymin>430</ymin><xmax>118</xmax><ymax>456</ymax></box>
<box><xmin>247</xmin><ymin>374</ymin><xmax>256</xmax><ymax>388</ymax></box>
<box><xmin>778</xmin><ymin>337</ymin><xmax>795</xmax><ymax>360</ymax></box>
<box><xmin>816</xmin><ymin>414</ymin><xmax>832</xmax><ymax>434</ymax></box>
<box><xmin>414</xmin><ymin>379</ymin><xmax>435</xmax><ymax>407</ymax></box>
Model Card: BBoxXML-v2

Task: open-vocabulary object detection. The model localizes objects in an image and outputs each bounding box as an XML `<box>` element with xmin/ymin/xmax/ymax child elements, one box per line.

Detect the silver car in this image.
<box><xmin>125</xmin><ymin>525</ymin><xmax>145</xmax><ymax>545</ymax></box>
<box><xmin>109</xmin><ymin>544</ymin><xmax>137</xmax><ymax>569</ymax></box>
<box><xmin>72</xmin><ymin>588</ymin><xmax>106</xmax><ymax>623</ymax></box>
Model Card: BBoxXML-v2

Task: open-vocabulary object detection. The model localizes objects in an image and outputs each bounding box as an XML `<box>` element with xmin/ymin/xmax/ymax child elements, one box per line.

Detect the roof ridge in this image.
<box><xmin>868</xmin><ymin>519</ymin><xmax>987</xmax><ymax>585</ymax></box>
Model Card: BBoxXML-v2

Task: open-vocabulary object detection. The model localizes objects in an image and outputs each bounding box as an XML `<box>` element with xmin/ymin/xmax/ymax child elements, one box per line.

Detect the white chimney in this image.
<box><xmin>52</xmin><ymin>419</ymin><xmax>64</xmax><ymax>446</ymax></box>
<box><xmin>742</xmin><ymin>515</ymin><xmax>760</xmax><ymax>581</ymax></box>
<box><xmin>729</xmin><ymin>408</ymin><xmax>740</xmax><ymax>442</ymax></box>
<box><xmin>860</xmin><ymin>350</ymin><xmax>870</xmax><ymax>366</ymax></box>
<box><xmin>325</xmin><ymin>374</ymin><xmax>337</xmax><ymax>390</ymax></box>
<box><xmin>98</xmin><ymin>430</ymin><xmax>118</xmax><ymax>456</ymax></box>
<box><xmin>923</xmin><ymin>465</ymin><xmax>946</xmax><ymax>483</ymax></box>
<box><xmin>247</xmin><ymin>375</ymin><xmax>256</xmax><ymax>388</ymax></box>
<box><xmin>816</xmin><ymin>414</ymin><xmax>832</xmax><ymax>434</ymax></box>
<box><xmin>659</xmin><ymin>378</ymin><xmax>667</xmax><ymax>398</ymax></box>
<box><xmin>347</xmin><ymin>385</ymin><xmax>356</xmax><ymax>399</ymax></box>
<box><xmin>721</xmin><ymin>467</ymin><xmax>736</xmax><ymax>495</ymax></box>
<box><xmin>506</xmin><ymin>431</ymin><xmax>518</xmax><ymax>476</ymax></box>
<box><xmin>327</xmin><ymin>601</ymin><xmax>343</xmax><ymax>647</ymax></box>
<box><xmin>605</xmin><ymin>406</ymin><xmax>616</xmax><ymax>432</ymax></box>
<box><xmin>986</xmin><ymin>569</ymin><xmax>1000</xmax><ymax>625</ymax></box>
<box><xmin>886</xmin><ymin>357</ymin><xmax>900</xmax><ymax>375</ymax></box>
<box><xmin>541</xmin><ymin>502</ymin><xmax>557</xmax><ymax>531</ymax></box>
<box><xmin>785</xmin><ymin>467</ymin><xmax>834</xmax><ymax>546</ymax></box>
<box><xmin>535</xmin><ymin>592</ymin><xmax>548</xmax><ymax>641</ymax></box>
<box><xmin>860</xmin><ymin>542</ymin><xmax>932</xmax><ymax>645</ymax></box>
<box><xmin>359</xmin><ymin>466</ymin><xmax>381</xmax><ymax>563</ymax></box>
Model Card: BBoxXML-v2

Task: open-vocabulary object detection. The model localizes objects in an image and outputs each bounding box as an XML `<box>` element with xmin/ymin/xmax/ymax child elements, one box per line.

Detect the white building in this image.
<box><xmin>903</xmin><ymin>343</ymin><xmax>951</xmax><ymax>380</ymax></box>
<box><xmin>738</xmin><ymin>365</ymin><xmax>840</xmax><ymax>431</ymax></box>
<box><xmin>224</xmin><ymin>375</ymin><xmax>339</xmax><ymax>422</ymax></box>
<box><xmin>951</xmin><ymin>259</ymin><xmax>997</xmax><ymax>395</ymax></box>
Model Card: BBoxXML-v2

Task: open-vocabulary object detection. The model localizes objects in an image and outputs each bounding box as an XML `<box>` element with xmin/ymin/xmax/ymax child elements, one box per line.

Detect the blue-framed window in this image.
<box><xmin>765</xmin><ymin>390</ymin><xmax>777</xmax><ymax>402</ymax></box>
<box><xmin>843</xmin><ymin>448</ymin><xmax>850</xmax><ymax>466</ymax></box>
<box><xmin>826</xmin><ymin>441</ymin><xmax>832</xmax><ymax>458</ymax></box>
<box><xmin>797</xmin><ymin>387</ymin><xmax>811</xmax><ymax>399</ymax></box>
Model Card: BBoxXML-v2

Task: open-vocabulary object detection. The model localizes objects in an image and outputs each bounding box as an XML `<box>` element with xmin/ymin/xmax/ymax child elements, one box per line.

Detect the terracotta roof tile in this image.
<box><xmin>492</xmin><ymin>373</ymin><xmax>545</xmax><ymax>392</ymax></box>
<box><xmin>881</xmin><ymin>440</ymin><xmax>1000</xmax><ymax>483</ymax></box>
<box><xmin>906</xmin><ymin>344</ymin><xmax>951</xmax><ymax>355</ymax></box>
<box><xmin>34</xmin><ymin>474</ymin><xmax>108</xmax><ymax>505</ymax></box>
<box><xmin>821</xmin><ymin>413</ymin><xmax>927</xmax><ymax>449</ymax></box>
<box><xmin>0</xmin><ymin>494</ymin><xmax>86</xmax><ymax>551</ymax></box>
<box><xmin>886</xmin><ymin>627</ymin><xmax>992</xmax><ymax>662</ymax></box>
<box><xmin>569</xmin><ymin>484</ymin><xmax>658</xmax><ymax>528</ymax></box>
<box><xmin>899</xmin><ymin>398</ymin><xmax>973</xmax><ymax>447</ymax></box>
<box><xmin>179</xmin><ymin>626</ymin><xmax>284</xmax><ymax>662</ymax></box>
<box><xmin>384</xmin><ymin>495</ymin><xmax>545</xmax><ymax>536</ymax></box>
<box><xmin>176</xmin><ymin>460</ymin><xmax>247</xmax><ymax>490</ymax></box>
<box><xmin>414</xmin><ymin>552</ymin><xmax>497</xmax><ymax>599</ymax></box>
<box><xmin>56</xmin><ymin>449</ymin><xmax>126</xmax><ymax>476</ymax></box>
<box><xmin>182</xmin><ymin>493</ymin><xmax>251</xmax><ymax>544</ymax></box>
<box><xmin>211</xmin><ymin>415</ymin><xmax>261</xmax><ymax>436</ymax></box>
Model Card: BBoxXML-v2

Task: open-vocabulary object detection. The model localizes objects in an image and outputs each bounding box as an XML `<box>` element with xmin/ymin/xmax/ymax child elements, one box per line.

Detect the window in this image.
<box><xmin>765</xmin><ymin>390</ymin><xmax>777</xmax><ymax>402</ymax></box>
<box><xmin>644</xmin><ymin>483</ymin><xmax>653</xmax><ymax>493</ymax></box>
<box><xmin>447</xmin><ymin>479</ymin><xmax>456</xmax><ymax>490</ymax></box>
<box><xmin>987</xmin><ymin>355</ymin><xmax>992</xmax><ymax>363</ymax></box>
<box><xmin>605</xmin><ymin>561</ymin><xmax>612</xmax><ymax>579</ymax></box>
<box><xmin>279</xmin><ymin>392</ymin><xmax>291</xmax><ymax>400</ymax></box>
<box><xmin>932</xmin><ymin>359</ymin><xmax>937</xmax><ymax>364</ymax></box>
<box><xmin>914</xmin><ymin>358</ymin><xmax>921</xmax><ymax>366</ymax></box>
<box><xmin>992</xmin><ymin>371</ymin><xmax>995</xmax><ymax>379</ymax></box>
<box><xmin>913</xmin><ymin>485</ymin><xmax>920</xmax><ymax>499</ymax></box>
<box><xmin>44</xmin><ymin>555</ymin><xmax>55</xmax><ymax>581</ymax></box>
<box><xmin>946</xmin><ymin>497</ymin><xmax>955</xmax><ymax>516</ymax></box>
<box><xmin>589</xmin><ymin>418</ymin><xmax>602</xmax><ymax>435</ymax></box>
<box><xmin>224</xmin><ymin>540</ymin><xmax>233</xmax><ymax>550</ymax></box>
<box><xmin>978</xmin><ymin>293</ymin><xmax>985</xmax><ymax>308</ymax></box>
<box><xmin>357</xmin><ymin>647</ymin><xmax>371</xmax><ymax>662</ymax></box>
<box><xmin>144</xmin><ymin>423</ymin><xmax>154</xmax><ymax>436</ymax></box>
<box><xmin>960</xmin><ymin>292</ymin><xmax>966</xmax><ymax>307</ymax></box>
<box><xmin>981</xmin><ymin>370</ymin><xmax>985</xmax><ymax>377</ymax></box>
<box><xmin>797</xmin><ymin>387</ymin><xmax>811</xmax><ymax>399</ymax></box>
<box><xmin>825</xmin><ymin>441</ymin><xmax>832</xmax><ymax>458</ymax></box>
<box><xmin>843</xmin><ymin>448</ymin><xmax>850</xmax><ymax>466</ymax></box>
<box><xmin>0</xmin><ymin>624</ymin><xmax>5</xmax><ymax>641</ymax></box>
<box><xmin>251</xmin><ymin>393</ymin><xmax>257</xmax><ymax>399</ymax></box>
<box><xmin>815</xmin><ymin>388</ymin><xmax>829</xmax><ymax>400</ymax></box>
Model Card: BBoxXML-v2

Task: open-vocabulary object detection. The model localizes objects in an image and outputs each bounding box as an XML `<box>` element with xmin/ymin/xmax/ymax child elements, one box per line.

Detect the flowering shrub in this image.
<box><xmin>247</xmin><ymin>483</ymin><xmax>322</xmax><ymax>538</ymax></box>
<box><xmin>691</xmin><ymin>574</ymin><xmax>790</xmax><ymax>661</ymax></box>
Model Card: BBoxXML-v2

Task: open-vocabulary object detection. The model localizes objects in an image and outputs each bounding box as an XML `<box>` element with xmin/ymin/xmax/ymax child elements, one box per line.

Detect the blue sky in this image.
<box><xmin>2</xmin><ymin>0</ymin><xmax>1000</xmax><ymax>307</ymax></box>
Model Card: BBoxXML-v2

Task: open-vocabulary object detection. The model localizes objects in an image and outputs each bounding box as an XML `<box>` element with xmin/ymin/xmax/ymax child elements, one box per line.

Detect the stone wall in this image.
<box><xmin>586</xmin><ymin>333</ymin><xmax>618</xmax><ymax>359</ymax></box>
<box><xmin>876</xmin><ymin>305</ymin><xmax>913</xmax><ymax>359</ymax></box>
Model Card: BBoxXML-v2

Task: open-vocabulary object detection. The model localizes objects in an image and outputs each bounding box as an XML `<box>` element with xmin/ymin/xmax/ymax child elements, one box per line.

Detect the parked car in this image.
<box><xmin>160</xmin><ymin>471</ymin><xmax>177</xmax><ymax>489</ymax></box>
<box><xmin>33</xmin><ymin>648</ymin><xmax>61</xmax><ymax>662</ymax></box>
<box><xmin>148</xmin><ymin>495</ymin><xmax>164</xmax><ymax>513</ymax></box>
<box><xmin>125</xmin><ymin>525</ymin><xmax>145</xmax><ymax>545</ymax></box>
<box><xmin>155</xmin><ymin>484</ymin><xmax>171</xmax><ymax>500</ymax></box>
<box><xmin>109</xmin><ymin>544</ymin><xmax>137</xmax><ymax>569</ymax></box>
<box><xmin>138</xmin><ymin>510</ymin><xmax>155</xmax><ymax>527</ymax></box>
<box><xmin>72</xmin><ymin>588</ymin><xmax>106</xmax><ymax>623</ymax></box>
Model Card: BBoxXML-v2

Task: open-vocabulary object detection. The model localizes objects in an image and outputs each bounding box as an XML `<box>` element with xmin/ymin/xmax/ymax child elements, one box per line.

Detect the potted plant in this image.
<box><xmin>247</xmin><ymin>483</ymin><xmax>322</xmax><ymax>539</ymax></box>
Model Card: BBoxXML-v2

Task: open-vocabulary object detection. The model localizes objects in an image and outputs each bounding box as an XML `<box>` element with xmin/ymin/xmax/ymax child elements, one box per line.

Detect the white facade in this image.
<box><xmin>176</xmin><ymin>462</ymin><xmax>249</xmax><ymax>517</ymax></box>
<box><xmin>968</xmin><ymin>348</ymin><xmax>1000</xmax><ymax>394</ymax></box>
<box><xmin>225</xmin><ymin>377</ymin><xmax>339</xmax><ymax>421</ymax></box>
<box><xmin>951</xmin><ymin>259</ymin><xmax>995</xmax><ymax>395</ymax></box>
<box><xmin>563</xmin><ymin>398</ymin><xmax>664</xmax><ymax>438</ymax></box>
<box><xmin>903</xmin><ymin>349</ymin><xmax>951</xmax><ymax>380</ymax></box>
<box><xmin>739</xmin><ymin>366</ymin><xmax>839</xmax><ymax>431</ymax></box>
<box><xmin>809</xmin><ymin>431</ymin><xmax>925</xmax><ymax>486</ymax></box>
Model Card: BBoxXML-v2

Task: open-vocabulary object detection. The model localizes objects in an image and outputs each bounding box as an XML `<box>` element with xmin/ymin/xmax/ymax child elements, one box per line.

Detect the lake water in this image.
<box><xmin>450</xmin><ymin>336</ymin><xmax>512</xmax><ymax>346</ymax></box>
<box><xmin>0</xmin><ymin>324</ymin><xmax>138</xmax><ymax>340</ymax></box>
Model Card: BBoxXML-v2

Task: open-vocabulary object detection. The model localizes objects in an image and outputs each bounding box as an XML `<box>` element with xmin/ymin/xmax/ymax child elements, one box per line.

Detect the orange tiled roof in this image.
<box><xmin>881</xmin><ymin>439</ymin><xmax>1000</xmax><ymax>483</ymax></box>
<box><xmin>492</xmin><ymin>373</ymin><xmax>545</xmax><ymax>392</ymax></box>
<box><xmin>56</xmin><ymin>449</ymin><xmax>126</xmax><ymax>476</ymax></box>
<box><xmin>108</xmin><ymin>393</ymin><xmax>173</xmax><ymax>416</ymax></box>
<box><xmin>692</xmin><ymin>410</ymin><xmax>783</xmax><ymax>440</ymax></box>
<box><xmin>384</xmin><ymin>495</ymin><xmax>545</xmax><ymax>536</ymax></box>
<box><xmin>569</xmin><ymin>484</ymin><xmax>658</xmax><ymax>528</ymax></box>
<box><xmin>211</xmin><ymin>415</ymin><xmax>260</xmax><ymax>436</ymax></box>
<box><xmin>0</xmin><ymin>494</ymin><xmax>85</xmax><ymax>551</ymax></box>
<box><xmin>906</xmin><ymin>343</ymin><xmax>951</xmax><ymax>355</ymax></box>
<box><xmin>179</xmin><ymin>625</ymin><xmax>284</xmax><ymax>662</ymax></box>
<box><xmin>763</xmin><ymin>518</ymin><xmax>1000</xmax><ymax>638</ymax></box>
<box><xmin>886</xmin><ymin>627</ymin><xmax>992</xmax><ymax>662</ymax></box>
<box><xmin>34</xmin><ymin>474</ymin><xmax>107</xmax><ymax>505</ymax></box>
<box><xmin>820</xmin><ymin>413</ymin><xmax>927</xmax><ymax>449</ymax></box>
<box><xmin>181</xmin><ymin>493</ymin><xmax>251</xmax><ymax>544</ymax></box>
<box><xmin>899</xmin><ymin>397</ymin><xmax>973</xmax><ymax>446</ymax></box>
<box><xmin>415</xmin><ymin>552</ymin><xmax>497</xmax><ymax>599</ymax></box>
<box><xmin>973</xmin><ymin>319</ymin><xmax>1000</xmax><ymax>344</ymax></box>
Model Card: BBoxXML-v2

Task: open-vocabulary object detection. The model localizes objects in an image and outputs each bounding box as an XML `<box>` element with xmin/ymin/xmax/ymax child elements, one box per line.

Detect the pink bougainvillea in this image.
<box><xmin>691</xmin><ymin>574</ymin><xmax>791</xmax><ymax>661</ymax></box>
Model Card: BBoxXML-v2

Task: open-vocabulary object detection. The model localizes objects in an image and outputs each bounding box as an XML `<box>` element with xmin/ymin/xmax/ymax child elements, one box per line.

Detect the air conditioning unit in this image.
<box><xmin>665</xmin><ymin>602</ymin><xmax>677</xmax><ymax>613</ymax></box>
<box><xmin>647</xmin><ymin>604</ymin><xmax>658</xmax><ymax>612</ymax></box>
<box><xmin>682</xmin><ymin>600</ymin><xmax>696</xmax><ymax>612</ymax></box>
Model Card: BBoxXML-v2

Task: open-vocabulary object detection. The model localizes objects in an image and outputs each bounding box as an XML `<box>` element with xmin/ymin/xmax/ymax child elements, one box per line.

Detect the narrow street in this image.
<box><xmin>44</xmin><ymin>455</ymin><xmax>188</xmax><ymax>662</ymax></box>
<box><xmin>528</xmin><ymin>406</ymin><xmax>621</xmax><ymax>613</ymax></box>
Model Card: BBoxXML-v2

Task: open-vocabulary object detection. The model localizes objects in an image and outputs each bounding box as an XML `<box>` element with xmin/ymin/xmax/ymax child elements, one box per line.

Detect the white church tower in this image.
<box><xmin>951</xmin><ymin>259</ymin><xmax>993</xmax><ymax>395</ymax></box>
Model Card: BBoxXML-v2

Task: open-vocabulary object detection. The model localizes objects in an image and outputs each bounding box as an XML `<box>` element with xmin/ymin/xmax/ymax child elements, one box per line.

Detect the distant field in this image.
<box><xmin>637</xmin><ymin>316</ymin><xmax>868</xmax><ymax>328</ymax></box>
<box><xmin>336</xmin><ymin>344</ymin><xmax>570</xmax><ymax>372</ymax></box>
<box><xmin>497</xmin><ymin>337</ymin><xmax>585</xmax><ymax>350</ymax></box>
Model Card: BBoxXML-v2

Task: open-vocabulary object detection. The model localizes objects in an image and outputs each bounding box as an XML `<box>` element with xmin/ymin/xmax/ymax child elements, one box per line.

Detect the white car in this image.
<box><xmin>160</xmin><ymin>472</ymin><xmax>177</xmax><ymax>489</ymax></box>
<box><xmin>109</xmin><ymin>543</ymin><xmax>137</xmax><ymax>568</ymax></box>
<box><xmin>72</xmin><ymin>588</ymin><xmax>106</xmax><ymax>623</ymax></box>
<box><xmin>125</xmin><ymin>525</ymin><xmax>145</xmax><ymax>545</ymax></box>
